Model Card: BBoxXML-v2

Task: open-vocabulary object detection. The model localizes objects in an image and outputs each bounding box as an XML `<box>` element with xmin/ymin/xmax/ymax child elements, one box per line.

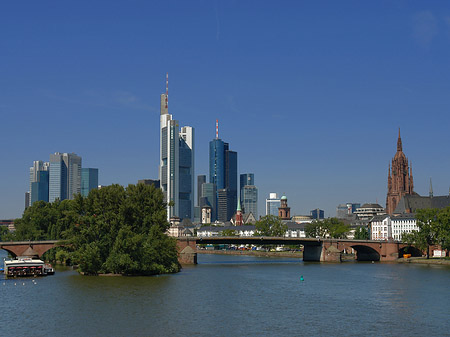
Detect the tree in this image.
<box><xmin>353</xmin><ymin>226</ymin><xmax>370</xmax><ymax>240</ymax></box>
<box><xmin>11</xmin><ymin>184</ymin><xmax>181</xmax><ymax>276</ymax></box>
<box><xmin>402</xmin><ymin>207</ymin><xmax>450</xmax><ymax>258</ymax></box>
<box><xmin>221</xmin><ymin>228</ymin><xmax>238</xmax><ymax>236</ymax></box>
<box><xmin>254</xmin><ymin>215</ymin><xmax>287</xmax><ymax>237</ymax></box>
<box><xmin>305</xmin><ymin>218</ymin><xmax>350</xmax><ymax>239</ymax></box>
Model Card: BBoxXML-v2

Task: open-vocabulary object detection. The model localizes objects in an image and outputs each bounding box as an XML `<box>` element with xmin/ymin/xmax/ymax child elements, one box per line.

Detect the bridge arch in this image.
<box><xmin>399</xmin><ymin>245</ymin><xmax>422</xmax><ymax>257</ymax></box>
<box><xmin>348</xmin><ymin>245</ymin><xmax>380</xmax><ymax>261</ymax></box>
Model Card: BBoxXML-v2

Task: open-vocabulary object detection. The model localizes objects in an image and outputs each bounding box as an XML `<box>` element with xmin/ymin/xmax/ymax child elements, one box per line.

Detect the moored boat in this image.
<box><xmin>4</xmin><ymin>257</ymin><xmax>54</xmax><ymax>277</ymax></box>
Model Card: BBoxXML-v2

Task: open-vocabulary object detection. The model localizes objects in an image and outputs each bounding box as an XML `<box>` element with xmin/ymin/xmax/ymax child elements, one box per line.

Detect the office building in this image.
<box><xmin>197</xmin><ymin>175</ymin><xmax>206</xmax><ymax>206</ymax></box>
<box><xmin>240</xmin><ymin>173</ymin><xmax>257</xmax><ymax>215</ymax></box>
<box><xmin>310</xmin><ymin>208</ymin><xmax>324</xmax><ymax>220</ymax></box>
<box><xmin>81</xmin><ymin>168</ymin><xmax>99</xmax><ymax>197</ymax></box>
<box><xmin>266</xmin><ymin>193</ymin><xmax>281</xmax><ymax>216</ymax></box>
<box><xmin>241</xmin><ymin>185</ymin><xmax>258</xmax><ymax>216</ymax></box>
<box><xmin>49</xmin><ymin>152</ymin><xmax>81</xmax><ymax>202</ymax></box>
<box><xmin>209</xmin><ymin>121</ymin><xmax>237</xmax><ymax>222</ymax></box>
<box><xmin>200</xmin><ymin>182</ymin><xmax>217</xmax><ymax>221</ymax></box>
<box><xmin>336</xmin><ymin>203</ymin><xmax>361</xmax><ymax>218</ymax></box>
<box><xmin>29</xmin><ymin>160</ymin><xmax>50</xmax><ymax>205</ymax></box>
<box><xmin>159</xmin><ymin>74</ymin><xmax>194</xmax><ymax>221</ymax></box>
<box><xmin>31</xmin><ymin>170</ymin><xmax>49</xmax><ymax>204</ymax></box>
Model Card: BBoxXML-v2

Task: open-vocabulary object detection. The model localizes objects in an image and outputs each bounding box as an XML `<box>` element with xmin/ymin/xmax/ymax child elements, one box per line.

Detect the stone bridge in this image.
<box><xmin>0</xmin><ymin>241</ymin><xmax>61</xmax><ymax>258</ymax></box>
<box><xmin>176</xmin><ymin>237</ymin><xmax>421</xmax><ymax>264</ymax></box>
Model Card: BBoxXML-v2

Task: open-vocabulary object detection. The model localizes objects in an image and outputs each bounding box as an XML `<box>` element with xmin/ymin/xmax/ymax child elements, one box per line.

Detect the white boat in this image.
<box><xmin>4</xmin><ymin>257</ymin><xmax>49</xmax><ymax>277</ymax></box>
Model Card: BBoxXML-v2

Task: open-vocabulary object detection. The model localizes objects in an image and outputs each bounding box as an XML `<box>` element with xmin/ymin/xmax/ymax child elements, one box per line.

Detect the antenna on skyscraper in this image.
<box><xmin>216</xmin><ymin>119</ymin><xmax>219</xmax><ymax>139</ymax></box>
<box><xmin>165</xmin><ymin>73</ymin><xmax>168</xmax><ymax>110</ymax></box>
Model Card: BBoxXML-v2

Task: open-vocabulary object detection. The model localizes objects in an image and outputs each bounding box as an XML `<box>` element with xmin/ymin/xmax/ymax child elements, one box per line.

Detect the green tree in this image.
<box><xmin>402</xmin><ymin>207</ymin><xmax>450</xmax><ymax>258</ymax></box>
<box><xmin>305</xmin><ymin>218</ymin><xmax>350</xmax><ymax>239</ymax></box>
<box><xmin>254</xmin><ymin>215</ymin><xmax>287</xmax><ymax>237</ymax></box>
<box><xmin>353</xmin><ymin>226</ymin><xmax>370</xmax><ymax>240</ymax></box>
<box><xmin>221</xmin><ymin>228</ymin><xmax>238</xmax><ymax>236</ymax></box>
<box><xmin>11</xmin><ymin>183</ymin><xmax>181</xmax><ymax>276</ymax></box>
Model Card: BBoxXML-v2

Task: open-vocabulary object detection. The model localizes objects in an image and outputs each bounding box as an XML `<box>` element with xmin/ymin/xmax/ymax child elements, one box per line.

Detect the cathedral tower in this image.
<box><xmin>386</xmin><ymin>129</ymin><xmax>414</xmax><ymax>214</ymax></box>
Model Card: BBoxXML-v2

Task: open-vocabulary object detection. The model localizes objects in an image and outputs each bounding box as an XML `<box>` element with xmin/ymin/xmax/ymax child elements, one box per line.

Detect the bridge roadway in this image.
<box><xmin>176</xmin><ymin>237</ymin><xmax>414</xmax><ymax>264</ymax></box>
<box><xmin>0</xmin><ymin>238</ymin><xmax>415</xmax><ymax>265</ymax></box>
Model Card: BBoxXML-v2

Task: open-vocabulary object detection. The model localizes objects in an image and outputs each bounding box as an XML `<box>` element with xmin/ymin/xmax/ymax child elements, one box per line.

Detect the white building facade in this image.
<box><xmin>370</xmin><ymin>214</ymin><xmax>419</xmax><ymax>241</ymax></box>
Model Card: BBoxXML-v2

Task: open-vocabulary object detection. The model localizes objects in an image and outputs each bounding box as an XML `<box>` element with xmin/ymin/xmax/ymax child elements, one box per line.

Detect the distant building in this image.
<box><xmin>0</xmin><ymin>219</ymin><xmax>15</xmax><ymax>231</ymax></box>
<box><xmin>159</xmin><ymin>74</ymin><xmax>194</xmax><ymax>221</ymax></box>
<box><xmin>278</xmin><ymin>195</ymin><xmax>291</xmax><ymax>220</ymax></box>
<box><xmin>336</xmin><ymin>203</ymin><xmax>361</xmax><ymax>218</ymax></box>
<box><xmin>31</xmin><ymin>171</ymin><xmax>49</xmax><ymax>204</ymax></box>
<box><xmin>386</xmin><ymin>129</ymin><xmax>415</xmax><ymax>214</ymax></box>
<box><xmin>200</xmin><ymin>183</ymin><xmax>217</xmax><ymax>221</ymax></box>
<box><xmin>49</xmin><ymin>152</ymin><xmax>82</xmax><ymax>202</ymax></box>
<box><xmin>355</xmin><ymin>203</ymin><xmax>385</xmax><ymax>221</ymax></box>
<box><xmin>291</xmin><ymin>215</ymin><xmax>313</xmax><ymax>223</ymax></box>
<box><xmin>310</xmin><ymin>208</ymin><xmax>324</xmax><ymax>220</ymax></box>
<box><xmin>394</xmin><ymin>194</ymin><xmax>450</xmax><ymax>214</ymax></box>
<box><xmin>209</xmin><ymin>121</ymin><xmax>237</xmax><ymax>221</ymax></box>
<box><xmin>25</xmin><ymin>192</ymin><xmax>30</xmax><ymax>209</ymax></box>
<box><xmin>241</xmin><ymin>185</ymin><xmax>258</xmax><ymax>216</ymax></box>
<box><xmin>29</xmin><ymin>160</ymin><xmax>50</xmax><ymax>205</ymax></box>
<box><xmin>197</xmin><ymin>175</ymin><xmax>206</xmax><ymax>207</ymax></box>
<box><xmin>81</xmin><ymin>168</ymin><xmax>99</xmax><ymax>197</ymax></box>
<box><xmin>266</xmin><ymin>193</ymin><xmax>281</xmax><ymax>216</ymax></box>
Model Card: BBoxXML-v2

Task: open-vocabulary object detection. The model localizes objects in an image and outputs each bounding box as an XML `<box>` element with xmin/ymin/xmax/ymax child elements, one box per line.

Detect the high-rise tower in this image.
<box><xmin>159</xmin><ymin>74</ymin><xmax>194</xmax><ymax>221</ymax></box>
<box><xmin>49</xmin><ymin>152</ymin><xmax>81</xmax><ymax>202</ymax></box>
<box><xmin>209</xmin><ymin>121</ymin><xmax>237</xmax><ymax>221</ymax></box>
<box><xmin>386</xmin><ymin>129</ymin><xmax>414</xmax><ymax>214</ymax></box>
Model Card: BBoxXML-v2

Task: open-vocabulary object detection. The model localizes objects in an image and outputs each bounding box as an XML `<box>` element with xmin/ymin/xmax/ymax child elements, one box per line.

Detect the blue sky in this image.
<box><xmin>2</xmin><ymin>1</ymin><xmax>450</xmax><ymax>219</ymax></box>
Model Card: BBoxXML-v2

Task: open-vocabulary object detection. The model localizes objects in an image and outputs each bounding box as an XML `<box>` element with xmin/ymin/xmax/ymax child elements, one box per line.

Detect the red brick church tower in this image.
<box><xmin>386</xmin><ymin>129</ymin><xmax>414</xmax><ymax>214</ymax></box>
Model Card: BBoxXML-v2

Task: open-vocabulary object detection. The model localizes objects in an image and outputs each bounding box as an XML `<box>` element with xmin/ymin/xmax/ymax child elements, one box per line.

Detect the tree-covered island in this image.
<box><xmin>9</xmin><ymin>184</ymin><xmax>180</xmax><ymax>276</ymax></box>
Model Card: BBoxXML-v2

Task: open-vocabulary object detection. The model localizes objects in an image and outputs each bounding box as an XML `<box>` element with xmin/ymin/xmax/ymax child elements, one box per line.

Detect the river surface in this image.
<box><xmin>1</xmin><ymin>252</ymin><xmax>449</xmax><ymax>337</ymax></box>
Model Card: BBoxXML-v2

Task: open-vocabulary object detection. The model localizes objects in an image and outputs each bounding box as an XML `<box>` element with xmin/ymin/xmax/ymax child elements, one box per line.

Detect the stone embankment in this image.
<box><xmin>397</xmin><ymin>257</ymin><xmax>450</xmax><ymax>265</ymax></box>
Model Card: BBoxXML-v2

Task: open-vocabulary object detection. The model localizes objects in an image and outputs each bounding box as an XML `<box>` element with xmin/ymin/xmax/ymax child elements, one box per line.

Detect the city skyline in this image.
<box><xmin>2</xmin><ymin>2</ymin><xmax>450</xmax><ymax>219</ymax></box>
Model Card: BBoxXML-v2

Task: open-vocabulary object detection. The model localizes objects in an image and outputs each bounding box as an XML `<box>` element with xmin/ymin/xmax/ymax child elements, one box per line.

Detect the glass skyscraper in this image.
<box><xmin>240</xmin><ymin>173</ymin><xmax>257</xmax><ymax>216</ymax></box>
<box><xmin>31</xmin><ymin>170</ymin><xmax>49</xmax><ymax>204</ymax></box>
<box><xmin>81</xmin><ymin>168</ymin><xmax>99</xmax><ymax>197</ymax></box>
<box><xmin>209</xmin><ymin>130</ymin><xmax>237</xmax><ymax>222</ymax></box>
<box><xmin>266</xmin><ymin>193</ymin><xmax>281</xmax><ymax>216</ymax></box>
<box><xmin>159</xmin><ymin>76</ymin><xmax>194</xmax><ymax>221</ymax></box>
<box><xmin>49</xmin><ymin>152</ymin><xmax>81</xmax><ymax>202</ymax></box>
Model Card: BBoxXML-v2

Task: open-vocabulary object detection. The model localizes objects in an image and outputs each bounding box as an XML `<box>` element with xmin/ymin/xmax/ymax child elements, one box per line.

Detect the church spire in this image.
<box><xmin>397</xmin><ymin>128</ymin><xmax>402</xmax><ymax>152</ymax></box>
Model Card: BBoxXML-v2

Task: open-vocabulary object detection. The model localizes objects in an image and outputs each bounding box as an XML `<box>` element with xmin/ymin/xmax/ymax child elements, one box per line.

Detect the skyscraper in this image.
<box><xmin>200</xmin><ymin>182</ymin><xmax>217</xmax><ymax>221</ymax></box>
<box><xmin>31</xmin><ymin>170</ymin><xmax>49</xmax><ymax>204</ymax></box>
<box><xmin>209</xmin><ymin>121</ymin><xmax>237</xmax><ymax>222</ymax></box>
<box><xmin>49</xmin><ymin>152</ymin><xmax>81</xmax><ymax>202</ymax></box>
<box><xmin>81</xmin><ymin>168</ymin><xmax>99</xmax><ymax>197</ymax></box>
<box><xmin>197</xmin><ymin>175</ymin><xmax>206</xmax><ymax>207</ymax></box>
<box><xmin>29</xmin><ymin>160</ymin><xmax>50</xmax><ymax>205</ymax></box>
<box><xmin>240</xmin><ymin>173</ymin><xmax>257</xmax><ymax>216</ymax></box>
<box><xmin>266</xmin><ymin>193</ymin><xmax>281</xmax><ymax>216</ymax></box>
<box><xmin>159</xmin><ymin>74</ymin><xmax>194</xmax><ymax>221</ymax></box>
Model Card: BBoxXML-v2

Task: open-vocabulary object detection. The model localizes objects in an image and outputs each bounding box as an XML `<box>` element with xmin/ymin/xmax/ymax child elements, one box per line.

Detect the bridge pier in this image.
<box><xmin>176</xmin><ymin>238</ymin><xmax>197</xmax><ymax>265</ymax></box>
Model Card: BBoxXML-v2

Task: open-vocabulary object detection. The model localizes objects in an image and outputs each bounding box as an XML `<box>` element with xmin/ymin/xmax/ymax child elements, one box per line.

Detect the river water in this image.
<box><xmin>1</xmin><ymin>252</ymin><xmax>449</xmax><ymax>336</ymax></box>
